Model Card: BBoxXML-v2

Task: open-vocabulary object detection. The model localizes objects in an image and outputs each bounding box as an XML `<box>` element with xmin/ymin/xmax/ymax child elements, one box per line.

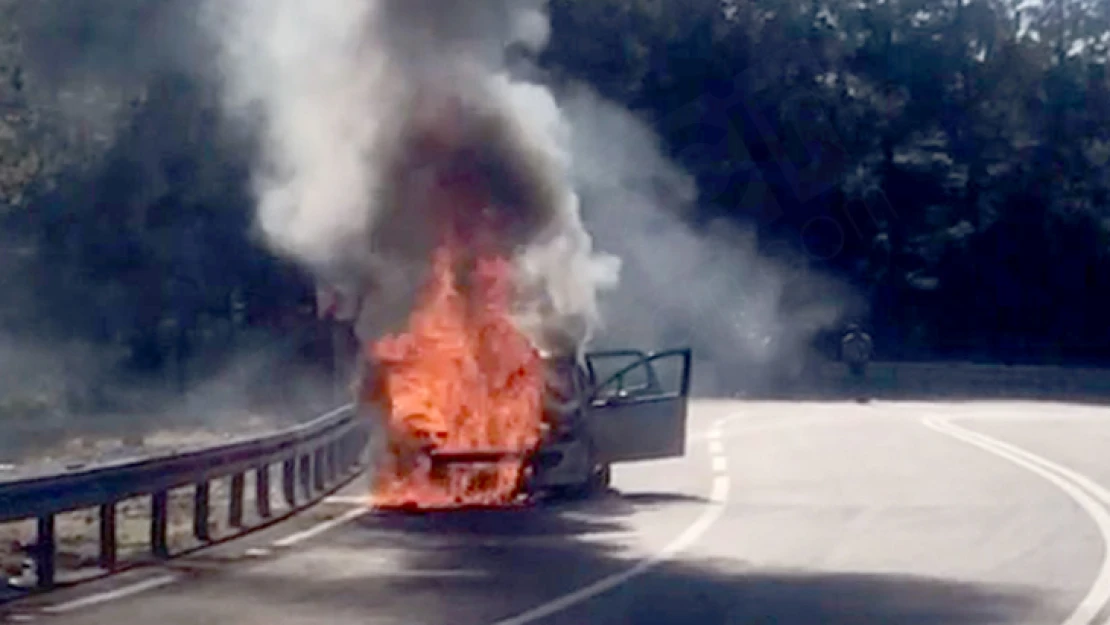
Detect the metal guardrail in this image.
<box><xmin>0</xmin><ymin>403</ymin><xmax>370</xmax><ymax>597</ymax></box>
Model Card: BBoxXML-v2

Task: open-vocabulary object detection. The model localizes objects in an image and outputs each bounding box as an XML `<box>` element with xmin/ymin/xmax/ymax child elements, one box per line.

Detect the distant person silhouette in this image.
<box><xmin>841</xmin><ymin>324</ymin><xmax>873</xmax><ymax>402</ymax></box>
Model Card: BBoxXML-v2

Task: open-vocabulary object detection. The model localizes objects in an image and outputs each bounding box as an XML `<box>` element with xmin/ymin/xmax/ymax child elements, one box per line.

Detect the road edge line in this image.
<box><xmin>488</xmin><ymin>416</ymin><xmax>733</xmax><ymax>625</ymax></box>
<box><xmin>271</xmin><ymin>507</ymin><xmax>369</xmax><ymax>548</ymax></box>
<box><xmin>922</xmin><ymin>416</ymin><xmax>1110</xmax><ymax>625</ymax></box>
<box><xmin>38</xmin><ymin>574</ymin><xmax>181</xmax><ymax>615</ymax></box>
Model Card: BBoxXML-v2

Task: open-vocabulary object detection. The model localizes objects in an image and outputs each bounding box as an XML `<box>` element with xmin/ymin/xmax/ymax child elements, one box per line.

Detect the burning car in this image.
<box><xmin>319</xmin><ymin>281</ymin><xmax>692</xmax><ymax>509</ymax></box>
<box><xmin>430</xmin><ymin>347</ymin><xmax>693</xmax><ymax>502</ymax></box>
<box><xmin>305</xmin><ymin>84</ymin><xmax>690</xmax><ymax>511</ymax></box>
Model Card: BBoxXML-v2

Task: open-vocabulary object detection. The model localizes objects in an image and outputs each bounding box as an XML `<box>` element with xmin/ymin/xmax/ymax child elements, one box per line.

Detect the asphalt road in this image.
<box><xmin>10</xmin><ymin>399</ymin><xmax>1110</xmax><ymax>625</ymax></box>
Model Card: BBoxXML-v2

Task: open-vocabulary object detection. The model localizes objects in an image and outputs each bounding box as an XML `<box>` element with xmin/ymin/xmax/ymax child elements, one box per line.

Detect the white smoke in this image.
<box><xmin>204</xmin><ymin>0</ymin><xmax>619</xmax><ymax>355</ymax></box>
<box><xmin>204</xmin><ymin>0</ymin><xmax>852</xmax><ymax>392</ymax></box>
<box><xmin>562</xmin><ymin>89</ymin><xmax>856</xmax><ymax>393</ymax></box>
<box><xmin>205</xmin><ymin>0</ymin><xmax>390</xmax><ymax>276</ymax></box>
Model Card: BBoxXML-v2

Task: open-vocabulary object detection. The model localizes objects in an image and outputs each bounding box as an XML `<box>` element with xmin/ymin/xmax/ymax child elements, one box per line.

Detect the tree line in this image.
<box><xmin>2</xmin><ymin>0</ymin><xmax>1109</xmax><ymax>374</ymax></box>
<box><xmin>543</xmin><ymin>0</ymin><xmax>1110</xmax><ymax>363</ymax></box>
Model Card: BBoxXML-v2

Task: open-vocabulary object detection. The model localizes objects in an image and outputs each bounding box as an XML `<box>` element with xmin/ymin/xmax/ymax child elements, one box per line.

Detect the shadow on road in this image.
<box><xmin>208</xmin><ymin>493</ymin><xmax>1053</xmax><ymax>625</ymax></box>
<box><xmin>611</xmin><ymin>492</ymin><xmax>712</xmax><ymax>507</ymax></box>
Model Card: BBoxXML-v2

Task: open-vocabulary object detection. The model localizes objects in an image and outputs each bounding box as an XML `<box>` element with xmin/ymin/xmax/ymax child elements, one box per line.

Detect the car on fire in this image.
<box><xmin>430</xmin><ymin>347</ymin><xmax>693</xmax><ymax>501</ymax></box>
<box><xmin>316</xmin><ymin>282</ymin><xmax>693</xmax><ymax>504</ymax></box>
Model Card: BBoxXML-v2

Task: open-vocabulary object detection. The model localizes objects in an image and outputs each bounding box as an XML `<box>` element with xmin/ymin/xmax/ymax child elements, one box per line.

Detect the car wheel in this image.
<box><xmin>590</xmin><ymin>464</ymin><xmax>611</xmax><ymax>493</ymax></box>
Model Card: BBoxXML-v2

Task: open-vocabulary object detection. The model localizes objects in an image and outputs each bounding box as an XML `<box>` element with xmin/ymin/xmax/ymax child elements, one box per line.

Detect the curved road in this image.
<box><xmin>9</xmin><ymin>400</ymin><xmax>1110</xmax><ymax>625</ymax></box>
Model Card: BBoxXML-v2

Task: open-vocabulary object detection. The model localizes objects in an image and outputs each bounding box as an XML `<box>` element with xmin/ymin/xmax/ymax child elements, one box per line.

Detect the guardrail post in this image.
<box><xmin>359</xmin><ymin>429</ymin><xmax>369</xmax><ymax>466</ymax></box>
<box><xmin>326</xmin><ymin>441</ymin><xmax>338</xmax><ymax>484</ymax></box>
<box><xmin>299</xmin><ymin>454</ymin><xmax>312</xmax><ymax>497</ymax></box>
<box><xmin>313</xmin><ymin>448</ymin><xmax>326</xmax><ymax>492</ymax></box>
<box><xmin>229</xmin><ymin>473</ymin><xmax>245</xmax><ymax>527</ymax></box>
<box><xmin>99</xmin><ymin>503</ymin><xmax>117</xmax><ymax>570</ymax></box>
<box><xmin>344</xmin><ymin>431</ymin><xmax>358</xmax><ymax>472</ymax></box>
<box><xmin>336</xmin><ymin>437</ymin><xmax>348</xmax><ymax>474</ymax></box>
<box><xmin>151</xmin><ymin>491</ymin><xmax>169</xmax><ymax>559</ymax></box>
<box><xmin>282</xmin><ymin>460</ymin><xmax>297</xmax><ymax>507</ymax></box>
<box><xmin>35</xmin><ymin>515</ymin><xmax>56</xmax><ymax>590</ymax></box>
<box><xmin>193</xmin><ymin>482</ymin><xmax>211</xmax><ymax>542</ymax></box>
<box><xmin>255</xmin><ymin>465</ymin><xmax>271</xmax><ymax>518</ymax></box>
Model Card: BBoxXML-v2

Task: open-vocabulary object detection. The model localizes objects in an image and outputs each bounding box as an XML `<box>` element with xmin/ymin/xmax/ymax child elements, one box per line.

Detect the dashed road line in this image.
<box><xmin>271</xmin><ymin>507</ymin><xmax>369</xmax><ymax>548</ymax></box>
<box><xmin>711</xmin><ymin>456</ymin><xmax>727</xmax><ymax>473</ymax></box>
<box><xmin>38</xmin><ymin>574</ymin><xmax>181</xmax><ymax>615</ymax></box>
<box><xmin>487</xmin><ymin>415</ymin><xmax>734</xmax><ymax>625</ymax></box>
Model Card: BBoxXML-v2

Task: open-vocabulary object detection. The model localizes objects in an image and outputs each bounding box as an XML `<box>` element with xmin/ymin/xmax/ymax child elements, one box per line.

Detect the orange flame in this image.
<box><xmin>362</xmin><ymin>169</ymin><xmax>546</xmax><ymax>509</ymax></box>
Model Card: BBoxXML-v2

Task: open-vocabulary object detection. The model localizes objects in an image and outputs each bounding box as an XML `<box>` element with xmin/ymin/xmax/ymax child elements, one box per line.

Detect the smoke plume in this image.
<box><xmin>562</xmin><ymin>91</ymin><xmax>857</xmax><ymax>393</ymax></box>
<box><xmin>205</xmin><ymin>0</ymin><xmax>619</xmax><ymax>356</ymax></box>
<box><xmin>206</xmin><ymin>0</ymin><xmax>851</xmax><ymax>392</ymax></box>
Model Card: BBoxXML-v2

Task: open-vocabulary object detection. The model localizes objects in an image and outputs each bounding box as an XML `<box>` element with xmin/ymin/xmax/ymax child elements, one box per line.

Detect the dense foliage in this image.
<box><xmin>544</xmin><ymin>0</ymin><xmax>1110</xmax><ymax>363</ymax></box>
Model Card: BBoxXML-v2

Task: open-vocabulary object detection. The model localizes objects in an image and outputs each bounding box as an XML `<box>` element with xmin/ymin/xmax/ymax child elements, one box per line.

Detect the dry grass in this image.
<box><xmin>3</xmin><ymin>414</ymin><xmax>281</xmax><ymax>469</ymax></box>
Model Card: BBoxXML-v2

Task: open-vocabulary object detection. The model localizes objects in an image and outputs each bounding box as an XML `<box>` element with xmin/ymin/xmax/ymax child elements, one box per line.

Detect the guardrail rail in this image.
<box><xmin>0</xmin><ymin>404</ymin><xmax>369</xmax><ymax>600</ymax></box>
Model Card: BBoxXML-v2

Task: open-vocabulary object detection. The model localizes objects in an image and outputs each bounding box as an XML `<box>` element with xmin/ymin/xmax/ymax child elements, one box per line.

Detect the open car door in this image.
<box><xmin>583</xmin><ymin>348</ymin><xmax>692</xmax><ymax>464</ymax></box>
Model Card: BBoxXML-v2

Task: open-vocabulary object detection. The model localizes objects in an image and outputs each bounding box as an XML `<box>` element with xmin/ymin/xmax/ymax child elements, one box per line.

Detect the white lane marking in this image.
<box><xmin>39</xmin><ymin>574</ymin><xmax>181</xmax><ymax>614</ymax></box>
<box><xmin>490</xmin><ymin>490</ymin><xmax>730</xmax><ymax>625</ymax></box>
<box><xmin>707</xmin><ymin>440</ymin><xmax>724</xmax><ymax>455</ymax></box>
<box><xmin>711</xmin><ymin>456</ymin><xmax>728</xmax><ymax>473</ymax></box>
<box><xmin>709</xmin><ymin>475</ymin><xmax>729</xmax><ymax>504</ymax></box>
<box><xmin>488</xmin><ymin>416</ymin><xmax>736</xmax><ymax>625</ymax></box>
<box><xmin>272</xmin><ymin>506</ymin><xmax>369</xmax><ymax>548</ymax></box>
<box><xmin>923</xmin><ymin>416</ymin><xmax>1110</xmax><ymax>625</ymax></box>
<box><xmin>38</xmin><ymin>497</ymin><xmax>370</xmax><ymax>613</ymax></box>
<box><xmin>933</xmin><ymin>420</ymin><xmax>1110</xmax><ymax>512</ymax></box>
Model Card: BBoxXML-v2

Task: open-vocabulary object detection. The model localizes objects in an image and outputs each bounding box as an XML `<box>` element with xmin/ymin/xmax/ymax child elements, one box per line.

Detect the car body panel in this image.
<box><xmin>582</xmin><ymin>348</ymin><xmax>692</xmax><ymax>463</ymax></box>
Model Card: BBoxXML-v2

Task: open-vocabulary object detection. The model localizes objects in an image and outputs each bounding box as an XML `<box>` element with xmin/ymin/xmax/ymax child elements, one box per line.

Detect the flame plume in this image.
<box><xmin>364</xmin><ymin>167</ymin><xmax>546</xmax><ymax>509</ymax></box>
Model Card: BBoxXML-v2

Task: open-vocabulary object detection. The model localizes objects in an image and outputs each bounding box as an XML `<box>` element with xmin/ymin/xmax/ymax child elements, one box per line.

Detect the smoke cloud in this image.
<box><xmin>204</xmin><ymin>0</ymin><xmax>619</xmax><ymax>356</ymax></box>
<box><xmin>205</xmin><ymin>0</ymin><xmax>851</xmax><ymax>393</ymax></box>
<box><xmin>562</xmin><ymin>90</ymin><xmax>857</xmax><ymax>393</ymax></box>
